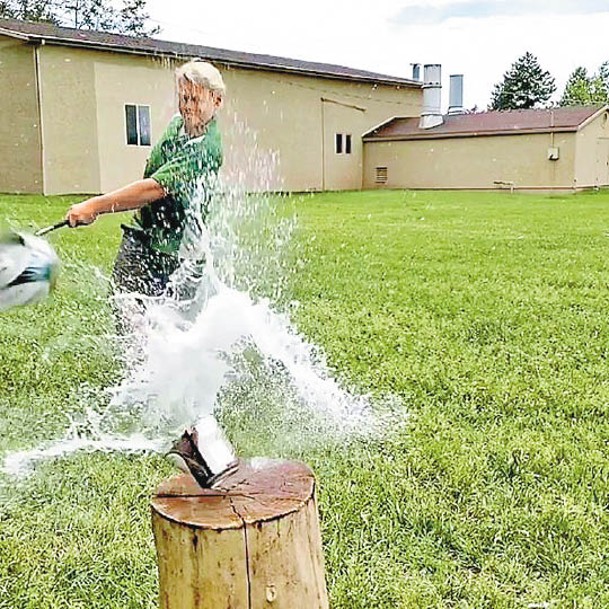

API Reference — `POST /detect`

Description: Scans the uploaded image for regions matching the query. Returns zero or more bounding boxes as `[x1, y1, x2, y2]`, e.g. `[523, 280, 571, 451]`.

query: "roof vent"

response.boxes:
[448, 74, 464, 115]
[419, 64, 443, 129]
[375, 166, 388, 184]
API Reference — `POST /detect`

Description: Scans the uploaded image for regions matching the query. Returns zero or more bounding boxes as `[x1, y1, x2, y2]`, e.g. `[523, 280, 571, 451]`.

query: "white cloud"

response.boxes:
[391, 0, 609, 25]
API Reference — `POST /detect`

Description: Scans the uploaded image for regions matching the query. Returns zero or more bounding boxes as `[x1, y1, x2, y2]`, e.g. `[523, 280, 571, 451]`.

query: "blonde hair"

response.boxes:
[176, 60, 226, 94]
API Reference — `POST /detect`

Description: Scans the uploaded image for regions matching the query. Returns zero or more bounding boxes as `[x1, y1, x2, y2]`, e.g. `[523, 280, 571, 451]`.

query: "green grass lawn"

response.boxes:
[2, 190, 609, 608]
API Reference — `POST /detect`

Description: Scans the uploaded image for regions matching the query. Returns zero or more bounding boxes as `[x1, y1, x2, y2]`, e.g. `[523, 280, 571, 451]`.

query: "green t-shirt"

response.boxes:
[133, 115, 223, 255]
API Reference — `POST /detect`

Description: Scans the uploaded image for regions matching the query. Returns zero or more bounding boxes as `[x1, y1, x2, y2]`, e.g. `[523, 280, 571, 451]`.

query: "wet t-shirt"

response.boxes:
[132, 115, 223, 255]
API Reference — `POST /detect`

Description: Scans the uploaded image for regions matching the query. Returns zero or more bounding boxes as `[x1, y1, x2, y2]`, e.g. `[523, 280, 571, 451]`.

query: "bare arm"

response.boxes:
[66, 178, 166, 227]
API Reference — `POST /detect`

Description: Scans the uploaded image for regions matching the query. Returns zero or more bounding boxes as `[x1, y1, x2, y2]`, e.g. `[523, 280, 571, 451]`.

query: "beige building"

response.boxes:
[363, 105, 609, 192]
[2, 17, 608, 196]
[0, 17, 422, 195]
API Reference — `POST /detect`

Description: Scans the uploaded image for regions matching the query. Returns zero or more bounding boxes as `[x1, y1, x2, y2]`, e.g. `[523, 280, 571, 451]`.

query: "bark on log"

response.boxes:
[151, 459, 329, 609]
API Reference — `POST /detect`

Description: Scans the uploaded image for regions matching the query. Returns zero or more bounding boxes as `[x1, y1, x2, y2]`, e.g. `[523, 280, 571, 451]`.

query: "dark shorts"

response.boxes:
[111, 225, 180, 298]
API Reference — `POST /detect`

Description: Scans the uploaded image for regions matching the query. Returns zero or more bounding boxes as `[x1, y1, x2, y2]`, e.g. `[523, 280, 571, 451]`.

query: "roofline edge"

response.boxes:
[577, 105, 609, 130]
[0, 26, 30, 40]
[0, 23, 421, 88]
[363, 127, 582, 142]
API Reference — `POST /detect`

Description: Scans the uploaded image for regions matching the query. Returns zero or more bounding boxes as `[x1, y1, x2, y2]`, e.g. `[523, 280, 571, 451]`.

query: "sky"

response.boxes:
[146, 0, 609, 111]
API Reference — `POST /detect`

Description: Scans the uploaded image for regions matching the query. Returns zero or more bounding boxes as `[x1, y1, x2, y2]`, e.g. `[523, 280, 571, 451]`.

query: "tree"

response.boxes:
[560, 66, 607, 106]
[0, 0, 160, 36]
[598, 61, 609, 94]
[489, 52, 556, 110]
[0, 0, 58, 23]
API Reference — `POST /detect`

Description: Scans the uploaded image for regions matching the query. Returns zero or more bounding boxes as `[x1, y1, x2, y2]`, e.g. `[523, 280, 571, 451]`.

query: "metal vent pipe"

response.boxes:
[419, 64, 443, 129]
[448, 74, 464, 115]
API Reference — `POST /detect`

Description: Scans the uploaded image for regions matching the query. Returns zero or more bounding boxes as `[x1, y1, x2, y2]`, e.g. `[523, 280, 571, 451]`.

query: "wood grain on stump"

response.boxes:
[151, 459, 329, 609]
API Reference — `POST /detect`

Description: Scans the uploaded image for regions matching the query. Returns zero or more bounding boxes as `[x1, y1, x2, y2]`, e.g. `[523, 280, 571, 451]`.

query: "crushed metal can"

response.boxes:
[167, 415, 239, 488]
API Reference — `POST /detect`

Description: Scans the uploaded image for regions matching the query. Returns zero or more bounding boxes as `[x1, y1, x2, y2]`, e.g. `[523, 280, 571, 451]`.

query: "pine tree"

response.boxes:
[0, 0, 59, 23]
[489, 52, 556, 110]
[0, 0, 159, 36]
[597, 61, 609, 100]
[560, 66, 607, 106]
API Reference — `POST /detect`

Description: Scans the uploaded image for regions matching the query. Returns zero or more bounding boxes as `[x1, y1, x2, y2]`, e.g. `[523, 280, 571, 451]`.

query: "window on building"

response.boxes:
[138, 106, 151, 146]
[335, 133, 343, 154]
[335, 133, 352, 155]
[125, 104, 151, 146]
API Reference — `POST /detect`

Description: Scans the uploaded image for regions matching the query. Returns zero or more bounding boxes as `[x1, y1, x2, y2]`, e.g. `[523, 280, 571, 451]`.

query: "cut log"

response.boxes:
[151, 459, 329, 609]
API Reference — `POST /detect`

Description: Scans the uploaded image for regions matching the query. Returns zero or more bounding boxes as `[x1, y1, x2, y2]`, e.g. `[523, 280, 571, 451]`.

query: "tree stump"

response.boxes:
[150, 459, 329, 609]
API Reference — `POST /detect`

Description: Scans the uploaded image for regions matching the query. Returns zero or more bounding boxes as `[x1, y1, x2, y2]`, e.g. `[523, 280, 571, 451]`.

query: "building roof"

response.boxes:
[0, 17, 420, 88]
[363, 106, 608, 141]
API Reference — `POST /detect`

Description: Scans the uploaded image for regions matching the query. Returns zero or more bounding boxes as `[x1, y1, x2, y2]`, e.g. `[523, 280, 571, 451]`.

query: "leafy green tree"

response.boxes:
[489, 52, 556, 110]
[560, 66, 607, 106]
[0, 0, 159, 36]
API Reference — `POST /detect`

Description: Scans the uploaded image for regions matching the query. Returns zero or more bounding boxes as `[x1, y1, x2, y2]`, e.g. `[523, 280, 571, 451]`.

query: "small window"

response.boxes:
[125, 105, 138, 145]
[335, 133, 343, 154]
[335, 133, 352, 155]
[375, 166, 388, 184]
[125, 104, 151, 146]
[138, 106, 151, 146]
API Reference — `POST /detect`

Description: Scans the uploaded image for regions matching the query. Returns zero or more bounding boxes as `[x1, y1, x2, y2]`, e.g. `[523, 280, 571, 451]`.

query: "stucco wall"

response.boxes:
[0, 36, 42, 193]
[321, 99, 365, 191]
[363, 131, 578, 190]
[574, 110, 609, 188]
[37, 45, 101, 194]
[220, 67, 420, 191]
[37, 48, 179, 194]
[2, 38, 420, 194]
[34, 45, 420, 194]
[93, 56, 176, 193]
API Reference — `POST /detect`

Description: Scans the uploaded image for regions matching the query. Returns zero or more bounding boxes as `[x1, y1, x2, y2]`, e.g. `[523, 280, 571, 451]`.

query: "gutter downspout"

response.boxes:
[549, 109, 557, 189]
[320, 98, 326, 191]
[34, 40, 46, 194]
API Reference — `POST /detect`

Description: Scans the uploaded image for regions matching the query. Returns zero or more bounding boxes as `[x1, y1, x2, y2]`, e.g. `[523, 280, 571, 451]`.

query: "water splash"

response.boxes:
[4, 435, 164, 478]
[2, 117, 403, 477]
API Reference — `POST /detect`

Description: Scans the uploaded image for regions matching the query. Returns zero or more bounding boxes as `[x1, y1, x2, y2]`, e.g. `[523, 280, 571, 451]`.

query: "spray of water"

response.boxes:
[2, 116, 403, 477]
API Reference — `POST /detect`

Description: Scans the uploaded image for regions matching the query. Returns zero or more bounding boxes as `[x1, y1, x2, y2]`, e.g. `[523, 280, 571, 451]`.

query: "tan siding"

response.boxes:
[220, 67, 421, 192]
[574, 111, 609, 188]
[363, 132, 577, 191]
[220, 67, 323, 192]
[37, 45, 101, 194]
[321, 100, 364, 191]
[93, 56, 175, 192]
[5, 34, 605, 195]
[0, 37, 42, 193]
[33, 46, 421, 194]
